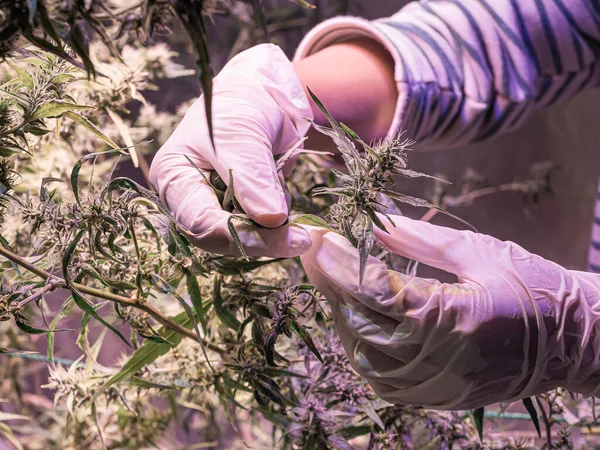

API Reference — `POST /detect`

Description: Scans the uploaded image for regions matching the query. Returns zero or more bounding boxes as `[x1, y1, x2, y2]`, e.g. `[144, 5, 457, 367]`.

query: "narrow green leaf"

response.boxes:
[0, 422, 25, 450]
[150, 274, 215, 374]
[64, 112, 119, 149]
[257, 406, 291, 428]
[432, 206, 478, 232]
[104, 177, 171, 217]
[173, 4, 215, 150]
[383, 190, 434, 209]
[90, 311, 192, 404]
[76, 309, 93, 352]
[291, 214, 335, 231]
[472, 407, 484, 442]
[68, 22, 96, 78]
[184, 155, 216, 189]
[222, 169, 235, 210]
[355, 215, 374, 286]
[70, 153, 95, 206]
[209, 256, 285, 275]
[79, 9, 123, 63]
[339, 425, 372, 440]
[251, 319, 266, 349]
[6, 61, 33, 89]
[47, 297, 75, 365]
[306, 87, 364, 170]
[185, 270, 206, 331]
[151, 214, 192, 259]
[0, 234, 22, 275]
[36, 3, 64, 50]
[224, 377, 252, 393]
[253, 373, 287, 406]
[522, 397, 541, 438]
[227, 216, 249, 260]
[71, 289, 130, 348]
[213, 276, 241, 331]
[261, 368, 308, 379]
[23, 123, 51, 136]
[52, 73, 77, 84]
[14, 316, 47, 334]
[339, 122, 359, 140]
[105, 107, 139, 167]
[289, 319, 322, 362]
[397, 168, 451, 183]
[365, 207, 389, 233]
[62, 228, 131, 348]
[307, 87, 338, 129]
[29, 100, 92, 121]
[341, 220, 357, 247]
[360, 403, 385, 430]
[93, 233, 123, 265]
[0, 147, 19, 157]
[61, 229, 87, 286]
[263, 327, 279, 367]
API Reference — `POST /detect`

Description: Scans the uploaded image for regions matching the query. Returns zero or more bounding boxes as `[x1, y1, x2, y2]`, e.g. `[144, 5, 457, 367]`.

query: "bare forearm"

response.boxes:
[292, 37, 397, 145]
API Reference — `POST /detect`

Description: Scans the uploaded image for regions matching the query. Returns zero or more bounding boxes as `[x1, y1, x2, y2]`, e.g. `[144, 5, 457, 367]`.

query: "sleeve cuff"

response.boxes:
[292, 16, 407, 141]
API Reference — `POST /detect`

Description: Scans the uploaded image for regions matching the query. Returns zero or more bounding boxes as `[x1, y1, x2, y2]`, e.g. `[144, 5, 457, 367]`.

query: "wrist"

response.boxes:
[292, 37, 397, 143]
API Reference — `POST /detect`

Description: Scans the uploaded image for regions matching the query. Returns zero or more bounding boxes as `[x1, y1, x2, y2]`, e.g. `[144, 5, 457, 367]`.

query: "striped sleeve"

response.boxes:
[293, 0, 600, 273]
[293, 0, 600, 149]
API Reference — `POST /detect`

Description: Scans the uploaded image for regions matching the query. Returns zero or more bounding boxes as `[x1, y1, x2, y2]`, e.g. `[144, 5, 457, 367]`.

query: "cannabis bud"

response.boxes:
[306, 87, 455, 284]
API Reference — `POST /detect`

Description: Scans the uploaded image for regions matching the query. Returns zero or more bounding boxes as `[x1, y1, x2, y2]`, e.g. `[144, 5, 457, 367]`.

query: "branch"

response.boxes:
[536, 395, 554, 450]
[420, 182, 530, 223]
[13, 279, 58, 311]
[0, 245, 225, 355]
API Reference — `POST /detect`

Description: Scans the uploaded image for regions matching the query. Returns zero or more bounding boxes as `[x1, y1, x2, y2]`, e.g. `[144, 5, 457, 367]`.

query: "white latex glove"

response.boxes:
[149, 44, 314, 258]
[300, 214, 600, 410]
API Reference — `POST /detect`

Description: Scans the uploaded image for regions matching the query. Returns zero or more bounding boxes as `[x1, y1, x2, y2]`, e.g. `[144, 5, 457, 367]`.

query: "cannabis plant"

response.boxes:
[0, 1, 592, 450]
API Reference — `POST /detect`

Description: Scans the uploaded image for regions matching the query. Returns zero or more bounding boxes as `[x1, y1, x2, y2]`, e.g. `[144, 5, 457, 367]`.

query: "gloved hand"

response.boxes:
[300, 214, 600, 410]
[149, 44, 314, 258]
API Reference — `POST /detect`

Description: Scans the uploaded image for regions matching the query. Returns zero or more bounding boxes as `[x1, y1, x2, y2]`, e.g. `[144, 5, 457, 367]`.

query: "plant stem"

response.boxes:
[299, 296, 315, 316]
[13, 279, 57, 311]
[420, 182, 530, 223]
[0, 245, 225, 355]
[536, 395, 554, 449]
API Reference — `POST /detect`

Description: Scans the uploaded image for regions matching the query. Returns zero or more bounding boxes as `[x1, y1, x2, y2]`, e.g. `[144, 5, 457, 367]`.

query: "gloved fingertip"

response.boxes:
[250, 210, 289, 229]
[247, 223, 313, 258]
[242, 184, 290, 228]
[284, 230, 313, 257]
